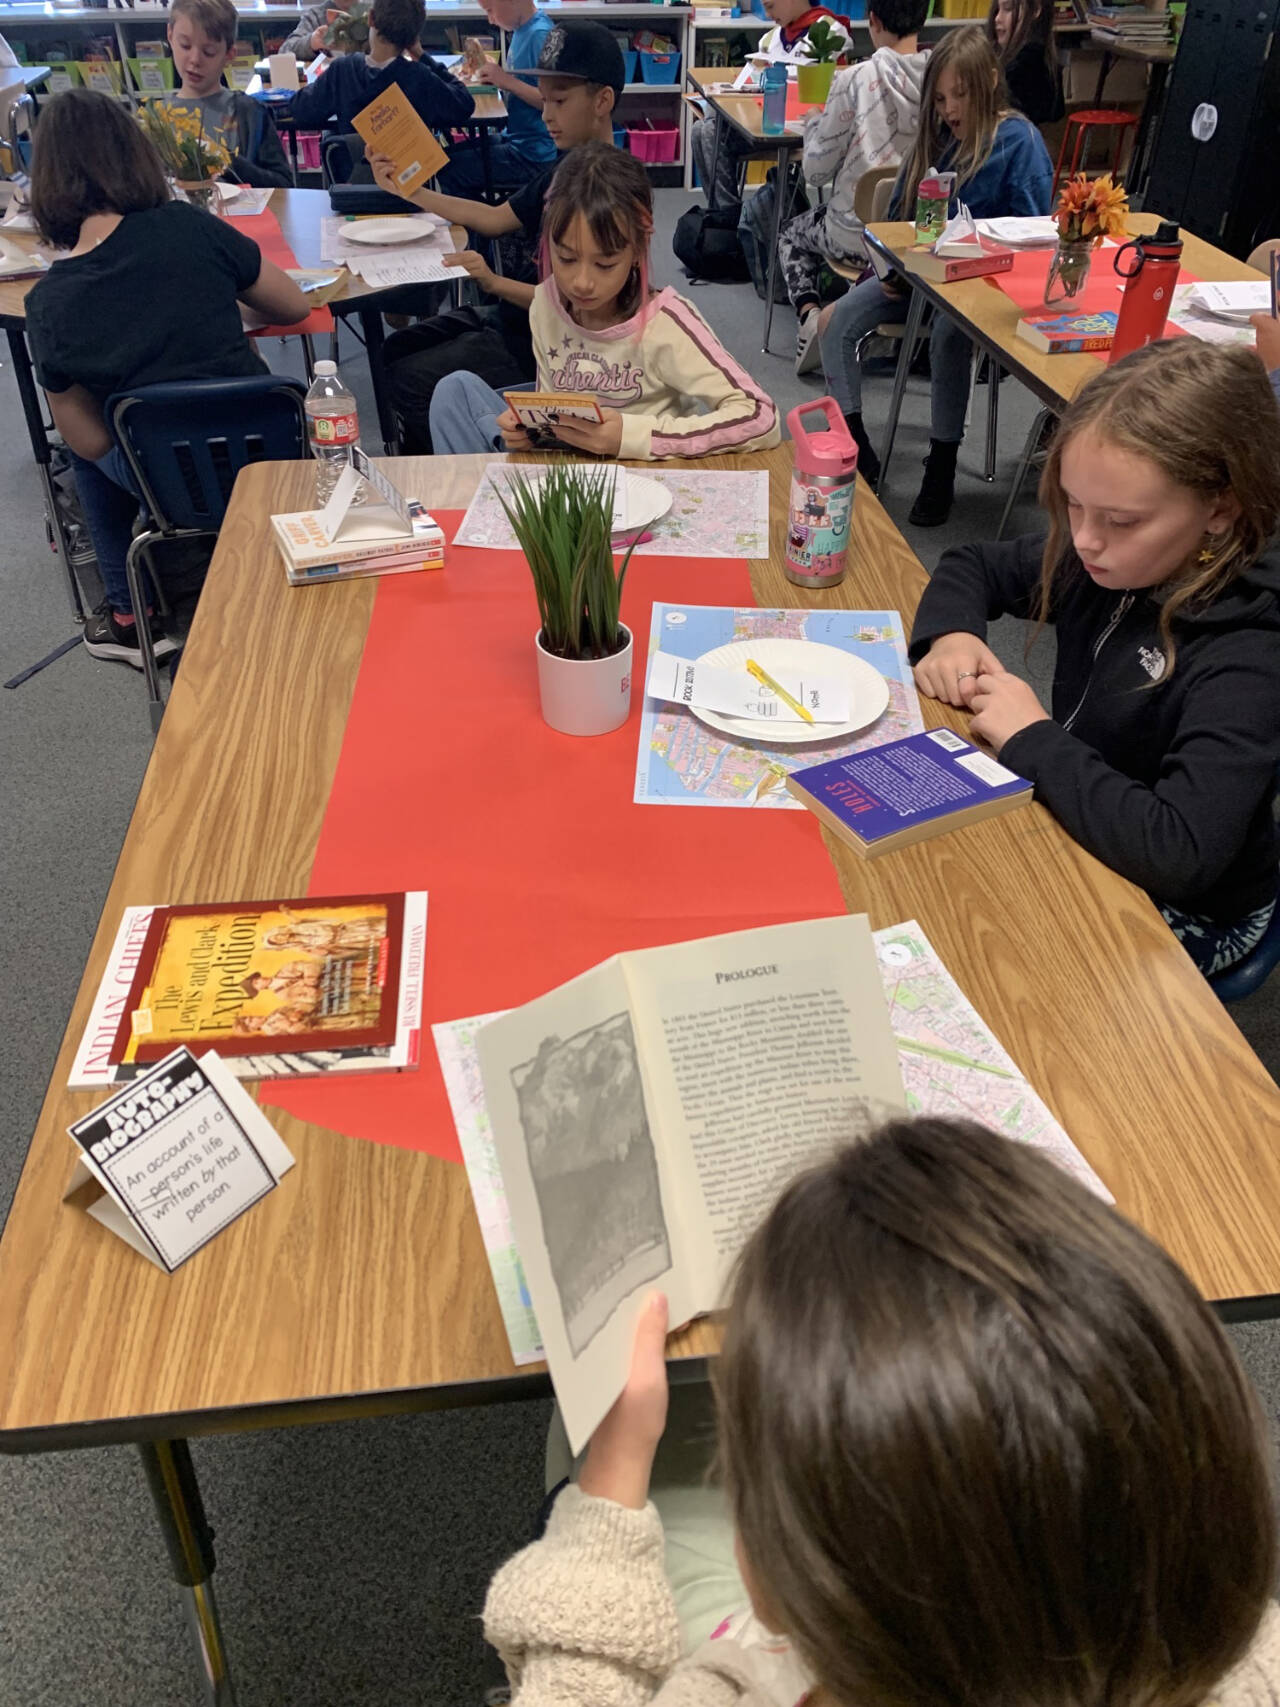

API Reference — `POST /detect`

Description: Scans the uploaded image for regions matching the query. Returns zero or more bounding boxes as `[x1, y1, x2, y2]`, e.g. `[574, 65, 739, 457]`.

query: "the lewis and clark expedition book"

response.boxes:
[71, 892, 427, 1086]
[471, 913, 905, 1452]
[785, 729, 1032, 857]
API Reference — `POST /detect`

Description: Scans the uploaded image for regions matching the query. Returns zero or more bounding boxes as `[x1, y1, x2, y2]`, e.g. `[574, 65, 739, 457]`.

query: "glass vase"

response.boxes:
[176, 179, 218, 215]
[1043, 237, 1094, 308]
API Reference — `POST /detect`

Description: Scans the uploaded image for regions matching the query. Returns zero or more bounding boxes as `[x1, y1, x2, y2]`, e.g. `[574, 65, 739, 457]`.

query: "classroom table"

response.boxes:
[5, 442, 1280, 1699]
[0, 188, 463, 614]
[865, 212, 1265, 519]
[688, 64, 810, 355]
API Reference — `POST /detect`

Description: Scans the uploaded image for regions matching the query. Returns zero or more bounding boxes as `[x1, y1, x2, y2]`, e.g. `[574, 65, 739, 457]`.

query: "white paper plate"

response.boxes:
[690, 637, 889, 746]
[514, 469, 673, 533]
[344, 217, 441, 245]
[614, 473, 672, 533]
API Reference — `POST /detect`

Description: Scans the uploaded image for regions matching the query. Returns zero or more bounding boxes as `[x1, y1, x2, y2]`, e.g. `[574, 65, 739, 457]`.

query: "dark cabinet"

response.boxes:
[1144, 0, 1280, 258]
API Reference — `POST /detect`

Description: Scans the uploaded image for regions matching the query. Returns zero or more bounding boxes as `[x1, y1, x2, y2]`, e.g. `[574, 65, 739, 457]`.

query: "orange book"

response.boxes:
[351, 84, 448, 196]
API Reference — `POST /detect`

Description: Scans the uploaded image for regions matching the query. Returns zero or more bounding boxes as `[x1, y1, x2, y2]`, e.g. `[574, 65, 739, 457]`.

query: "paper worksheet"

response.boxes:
[645, 650, 850, 723]
[346, 246, 458, 287]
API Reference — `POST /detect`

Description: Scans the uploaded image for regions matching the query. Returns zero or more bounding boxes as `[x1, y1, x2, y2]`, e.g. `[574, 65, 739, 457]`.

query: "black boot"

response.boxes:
[843, 411, 881, 492]
[908, 439, 959, 528]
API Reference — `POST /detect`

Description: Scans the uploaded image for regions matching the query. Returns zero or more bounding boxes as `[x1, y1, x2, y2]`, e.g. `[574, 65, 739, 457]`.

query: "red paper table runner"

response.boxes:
[261, 516, 847, 1162]
[234, 207, 334, 339]
[750, 88, 822, 127]
[991, 246, 1199, 321]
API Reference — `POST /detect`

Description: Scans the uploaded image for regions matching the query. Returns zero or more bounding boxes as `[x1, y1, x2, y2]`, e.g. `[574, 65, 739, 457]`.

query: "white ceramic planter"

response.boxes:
[535, 625, 634, 737]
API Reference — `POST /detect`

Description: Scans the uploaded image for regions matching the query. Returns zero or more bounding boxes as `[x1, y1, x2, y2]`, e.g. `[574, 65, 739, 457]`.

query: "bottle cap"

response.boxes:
[314, 360, 337, 376]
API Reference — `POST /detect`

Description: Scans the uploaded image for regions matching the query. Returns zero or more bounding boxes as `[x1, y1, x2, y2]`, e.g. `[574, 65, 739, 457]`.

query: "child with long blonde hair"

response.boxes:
[912, 338, 1280, 975]
[430, 143, 779, 460]
[481, 1115, 1280, 1707]
[820, 25, 1052, 523]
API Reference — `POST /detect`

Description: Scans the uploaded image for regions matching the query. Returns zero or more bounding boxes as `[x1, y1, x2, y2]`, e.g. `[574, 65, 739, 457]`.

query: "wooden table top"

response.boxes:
[0, 187, 465, 322]
[869, 214, 1263, 414]
[1088, 30, 1177, 61]
[3, 445, 1280, 1454]
[691, 66, 807, 144]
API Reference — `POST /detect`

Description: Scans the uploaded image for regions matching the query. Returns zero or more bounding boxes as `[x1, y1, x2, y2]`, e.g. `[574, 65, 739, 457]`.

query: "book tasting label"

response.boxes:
[69, 1049, 281, 1271]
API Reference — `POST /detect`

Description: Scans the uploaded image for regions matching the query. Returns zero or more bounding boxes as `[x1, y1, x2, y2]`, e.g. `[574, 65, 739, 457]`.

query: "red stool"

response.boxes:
[1052, 109, 1138, 196]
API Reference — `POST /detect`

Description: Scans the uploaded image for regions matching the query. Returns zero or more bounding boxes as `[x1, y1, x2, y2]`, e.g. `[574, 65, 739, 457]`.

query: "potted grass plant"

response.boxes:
[796, 18, 845, 106]
[323, 1, 372, 54]
[498, 464, 638, 737]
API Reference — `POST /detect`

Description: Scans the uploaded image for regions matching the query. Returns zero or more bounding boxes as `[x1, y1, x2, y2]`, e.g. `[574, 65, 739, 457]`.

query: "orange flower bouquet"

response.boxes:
[1043, 174, 1129, 308]
[1053, 172, 1129, 246]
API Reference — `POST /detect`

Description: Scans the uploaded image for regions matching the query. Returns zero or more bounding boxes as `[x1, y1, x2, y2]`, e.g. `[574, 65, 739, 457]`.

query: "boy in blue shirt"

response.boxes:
[285, 0, 474, 171]
[449, 0, 556, 195]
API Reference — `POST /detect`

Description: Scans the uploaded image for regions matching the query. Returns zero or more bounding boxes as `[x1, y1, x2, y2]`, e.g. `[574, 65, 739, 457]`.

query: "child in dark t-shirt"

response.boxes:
[24, 89, 308, 667]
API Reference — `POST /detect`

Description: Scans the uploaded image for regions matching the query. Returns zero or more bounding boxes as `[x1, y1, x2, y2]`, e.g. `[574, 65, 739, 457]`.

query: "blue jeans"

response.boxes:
[430, 370, 511, 455]
[820, 276, 974, 444]
[69, 444, 145, 613]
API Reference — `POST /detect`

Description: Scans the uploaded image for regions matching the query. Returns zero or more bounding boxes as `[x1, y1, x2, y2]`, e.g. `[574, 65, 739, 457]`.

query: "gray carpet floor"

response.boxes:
[3, 188, 1279, 1705]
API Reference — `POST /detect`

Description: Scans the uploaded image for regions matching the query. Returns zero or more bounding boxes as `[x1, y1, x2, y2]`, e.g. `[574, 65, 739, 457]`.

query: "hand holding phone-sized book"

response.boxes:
[272, 447, 445, 584]
[503, 391, 604, 450]
[472, 913, 905, 1452]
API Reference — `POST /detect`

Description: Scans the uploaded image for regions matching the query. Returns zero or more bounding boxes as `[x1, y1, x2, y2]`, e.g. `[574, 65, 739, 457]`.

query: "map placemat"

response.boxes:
[635, 604, 923, 808]
[433, 918, 1110, 1365]
[453, 463, 771, 559]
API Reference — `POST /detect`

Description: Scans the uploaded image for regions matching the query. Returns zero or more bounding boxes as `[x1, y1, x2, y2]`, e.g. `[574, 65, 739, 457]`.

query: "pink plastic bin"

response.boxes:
[627, 123, 679, 162]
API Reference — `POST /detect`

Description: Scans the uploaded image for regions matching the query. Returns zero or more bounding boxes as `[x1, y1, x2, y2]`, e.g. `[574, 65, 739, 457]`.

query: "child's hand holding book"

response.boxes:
[577, 1293, 670, 1511]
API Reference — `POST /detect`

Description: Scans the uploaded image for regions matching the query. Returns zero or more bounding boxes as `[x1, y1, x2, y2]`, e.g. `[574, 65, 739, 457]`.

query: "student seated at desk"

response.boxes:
[690, 0, 855, 212]
[988, 0, 1063, 127]
[280, 0, 331, 60]
[485, 1115, 1280, 1707]
[284, 0, 474, 182]
[430, 143, 779, 460]
[781, 0, 931, 376]
[372, 19, 625, 453]
[24, 90, 308, 668]
[911, 340, 1280, 977]
[164, 0, 292, 189]
[820, 26, 1053, 526]
[446, 0, 557, 196]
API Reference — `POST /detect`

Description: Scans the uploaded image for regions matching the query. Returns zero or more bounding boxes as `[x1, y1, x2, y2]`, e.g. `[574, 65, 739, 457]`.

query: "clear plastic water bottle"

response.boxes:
[304, 359, 361, 505]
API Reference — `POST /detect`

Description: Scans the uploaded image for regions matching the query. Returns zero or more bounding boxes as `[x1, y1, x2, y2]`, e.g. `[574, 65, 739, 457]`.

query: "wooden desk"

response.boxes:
[865, 213, 1263, 505]
[7, 441, 1280, 1436]
[1088, 33, 1178, 194]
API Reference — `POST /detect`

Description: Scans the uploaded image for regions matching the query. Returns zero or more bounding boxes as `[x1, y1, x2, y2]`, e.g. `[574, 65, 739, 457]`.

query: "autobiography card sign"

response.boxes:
[66, 1048, 295, 1271]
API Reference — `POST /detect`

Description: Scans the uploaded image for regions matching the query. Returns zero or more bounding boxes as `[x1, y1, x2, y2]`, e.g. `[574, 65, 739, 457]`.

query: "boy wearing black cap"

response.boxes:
[371, 19, 625, 452]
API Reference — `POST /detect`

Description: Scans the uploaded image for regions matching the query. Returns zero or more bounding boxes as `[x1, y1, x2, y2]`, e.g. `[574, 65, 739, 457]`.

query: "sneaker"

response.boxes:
[83, 605, 177, 669]
[794, 306, 823, 376]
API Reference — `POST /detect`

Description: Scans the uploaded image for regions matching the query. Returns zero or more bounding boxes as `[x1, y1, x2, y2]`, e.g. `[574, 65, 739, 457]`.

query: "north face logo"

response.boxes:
[1138, 644, 1166, 682]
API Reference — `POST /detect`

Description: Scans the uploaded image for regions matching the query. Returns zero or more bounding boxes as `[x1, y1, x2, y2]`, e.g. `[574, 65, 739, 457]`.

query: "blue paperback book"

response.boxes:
[785, 728, 1033, 858]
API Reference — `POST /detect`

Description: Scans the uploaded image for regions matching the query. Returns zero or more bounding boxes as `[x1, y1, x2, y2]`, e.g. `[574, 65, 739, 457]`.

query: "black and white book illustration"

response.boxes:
[510, 1012, 671, 1357]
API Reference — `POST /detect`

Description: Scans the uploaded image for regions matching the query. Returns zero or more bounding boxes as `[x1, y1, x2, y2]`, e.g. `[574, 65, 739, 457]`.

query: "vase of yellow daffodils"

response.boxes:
[137, 102, 231, 213]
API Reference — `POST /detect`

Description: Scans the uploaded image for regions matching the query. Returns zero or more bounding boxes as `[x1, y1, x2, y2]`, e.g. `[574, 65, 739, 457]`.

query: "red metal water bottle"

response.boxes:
[785, 397, 857, 588]
[1108, 220, 1182, 363]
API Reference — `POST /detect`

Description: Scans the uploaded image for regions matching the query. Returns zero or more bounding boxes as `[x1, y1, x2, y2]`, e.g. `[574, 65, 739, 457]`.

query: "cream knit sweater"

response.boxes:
[486, 1486, 1280, 1707]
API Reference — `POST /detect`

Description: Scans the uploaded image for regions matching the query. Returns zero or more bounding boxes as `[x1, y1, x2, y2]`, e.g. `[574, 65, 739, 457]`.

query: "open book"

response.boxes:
[475, 914, 904, 1451]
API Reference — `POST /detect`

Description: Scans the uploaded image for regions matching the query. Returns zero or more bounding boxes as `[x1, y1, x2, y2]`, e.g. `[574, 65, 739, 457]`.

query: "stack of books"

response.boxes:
[1087, 4, 1171, 40]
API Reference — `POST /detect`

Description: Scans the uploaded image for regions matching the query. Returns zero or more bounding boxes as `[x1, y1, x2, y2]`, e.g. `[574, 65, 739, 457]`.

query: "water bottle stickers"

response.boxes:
[787, 479, 851, 580]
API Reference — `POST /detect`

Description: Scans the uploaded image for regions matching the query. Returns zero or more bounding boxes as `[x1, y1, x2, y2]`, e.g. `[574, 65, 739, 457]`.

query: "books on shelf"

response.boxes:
[903, 234, 1015, 283]
[466, 914, 905, 1450]
[1016, 308, 1118, 352]
[71, 892, 428, 1086]
[784, 730, 1033, 857]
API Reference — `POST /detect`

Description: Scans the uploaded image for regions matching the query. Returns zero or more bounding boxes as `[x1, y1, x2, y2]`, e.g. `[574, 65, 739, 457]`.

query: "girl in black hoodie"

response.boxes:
[910, 340, 1280, 976]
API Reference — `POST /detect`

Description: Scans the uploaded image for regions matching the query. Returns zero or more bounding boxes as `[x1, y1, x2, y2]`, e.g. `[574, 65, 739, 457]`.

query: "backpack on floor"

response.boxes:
[673, 201, 752, 284]
[738, 166, 809, 303]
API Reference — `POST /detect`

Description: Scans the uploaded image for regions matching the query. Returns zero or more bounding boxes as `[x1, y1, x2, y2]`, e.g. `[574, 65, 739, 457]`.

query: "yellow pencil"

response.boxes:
[746, 656, 815, 724]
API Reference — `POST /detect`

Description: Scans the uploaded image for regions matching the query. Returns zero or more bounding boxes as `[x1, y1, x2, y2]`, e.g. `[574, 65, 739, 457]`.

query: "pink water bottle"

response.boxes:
[785, 398, 857, 588]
